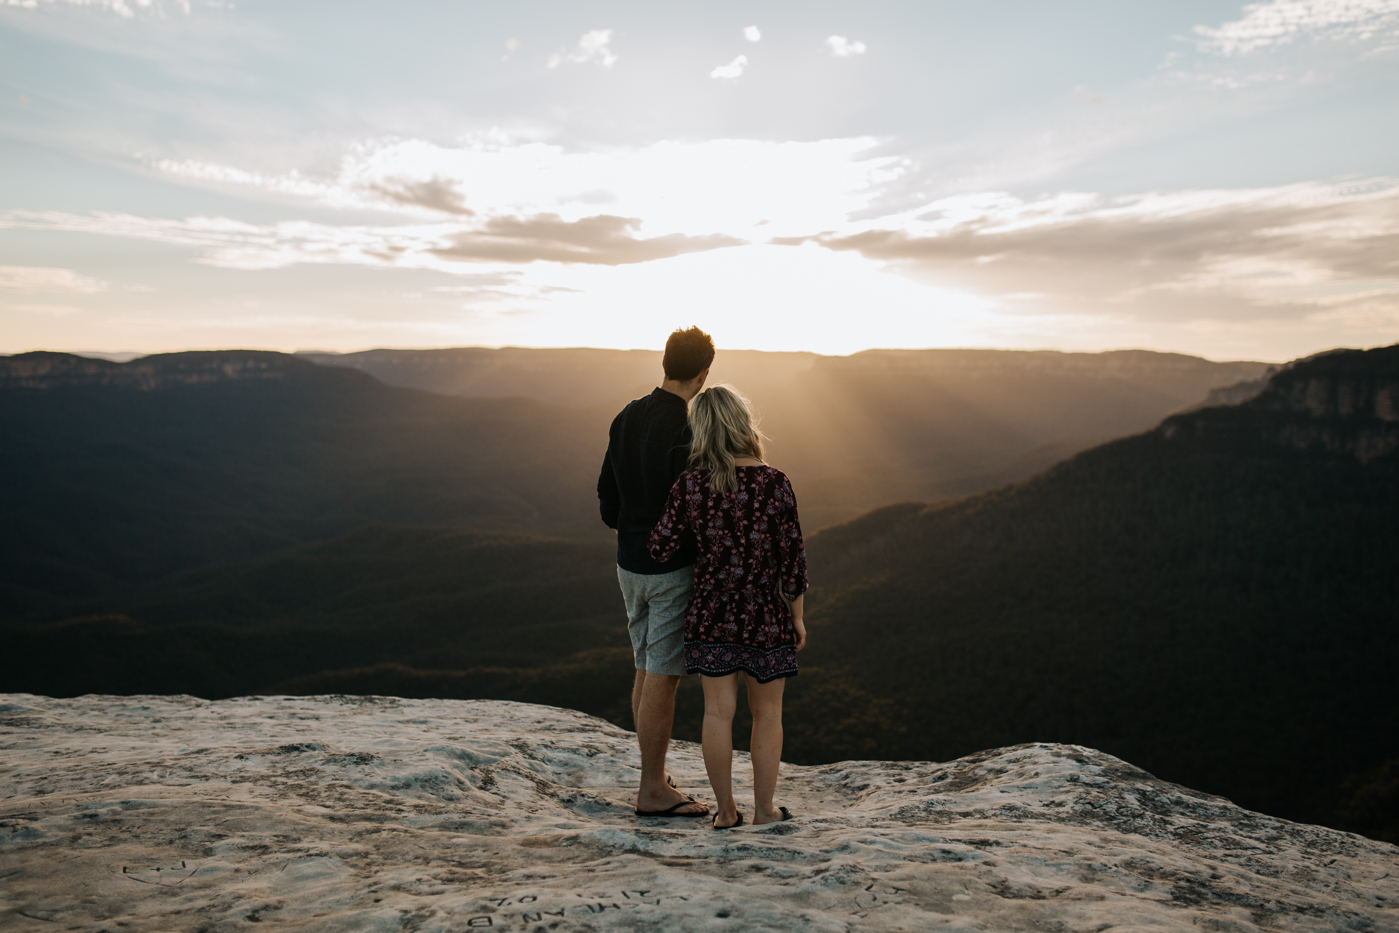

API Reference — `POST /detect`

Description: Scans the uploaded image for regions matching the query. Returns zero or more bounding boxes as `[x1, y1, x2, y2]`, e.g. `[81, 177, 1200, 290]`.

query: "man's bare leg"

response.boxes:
[632, 669, 647, 730]
[634, 672, 707, 814]
[633, 670, 672, 789]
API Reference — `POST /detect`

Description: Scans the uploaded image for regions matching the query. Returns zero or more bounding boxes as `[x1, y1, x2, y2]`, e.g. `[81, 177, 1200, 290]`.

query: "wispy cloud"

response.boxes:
[825, 35, 867, 57]
[743, 25, 761, 42]
[154, 160, 333, 200]
[880, 6, 1399, 204]
[782, 179, 1399, 324]
[548, 28, 617, 69]
[365, 177, 474, 216]
[431, 214, 742, 266]
[2, 0, 191, 17]
[1195, 0, 1399, 55]
[0, 210, 743, 271]
[153, 136, 904, 238]
[0, 265, 108, 293]
[710, 55, 747, 79]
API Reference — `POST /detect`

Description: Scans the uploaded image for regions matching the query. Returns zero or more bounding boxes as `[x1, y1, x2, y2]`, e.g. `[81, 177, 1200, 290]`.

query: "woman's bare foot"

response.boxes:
[712, 806, 742, 829]
[751, 804, 792, 826]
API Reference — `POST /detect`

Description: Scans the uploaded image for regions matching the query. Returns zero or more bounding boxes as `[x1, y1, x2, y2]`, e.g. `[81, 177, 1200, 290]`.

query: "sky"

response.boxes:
[1, 0, 1397, 361]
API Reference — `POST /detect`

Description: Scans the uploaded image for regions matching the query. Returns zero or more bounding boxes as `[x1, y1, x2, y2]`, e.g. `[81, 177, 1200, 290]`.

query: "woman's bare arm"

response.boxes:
[783, 593, 807, 651]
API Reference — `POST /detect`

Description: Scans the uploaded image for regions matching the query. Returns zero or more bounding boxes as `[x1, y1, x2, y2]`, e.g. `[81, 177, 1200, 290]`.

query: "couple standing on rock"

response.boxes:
[598, 326, 808, 830]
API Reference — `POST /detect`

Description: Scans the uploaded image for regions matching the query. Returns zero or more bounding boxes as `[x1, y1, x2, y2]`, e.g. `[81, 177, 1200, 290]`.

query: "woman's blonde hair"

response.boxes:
[688, 384, 766, 495]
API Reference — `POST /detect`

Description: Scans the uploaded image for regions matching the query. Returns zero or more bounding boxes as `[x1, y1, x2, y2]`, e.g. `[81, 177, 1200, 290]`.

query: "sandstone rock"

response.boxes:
[1, 694, 1395, 931]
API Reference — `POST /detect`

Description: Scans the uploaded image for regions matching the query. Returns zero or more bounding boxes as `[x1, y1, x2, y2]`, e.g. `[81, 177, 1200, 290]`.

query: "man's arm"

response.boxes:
[666, 420, 693, 486]
[598, 449, 620, 529]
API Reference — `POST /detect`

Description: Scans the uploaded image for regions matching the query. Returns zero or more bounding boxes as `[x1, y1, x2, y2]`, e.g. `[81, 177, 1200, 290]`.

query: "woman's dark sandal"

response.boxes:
[635, 798, 709, 818]
[778, 807, 794, 821]
[712, 812, 744, 830]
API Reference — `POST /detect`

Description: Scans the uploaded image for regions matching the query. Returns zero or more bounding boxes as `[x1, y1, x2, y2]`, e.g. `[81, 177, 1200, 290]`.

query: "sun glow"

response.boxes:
[446, 244, 994, 354]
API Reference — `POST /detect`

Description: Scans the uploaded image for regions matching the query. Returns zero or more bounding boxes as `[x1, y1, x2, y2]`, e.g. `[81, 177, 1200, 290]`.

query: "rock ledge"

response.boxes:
[1, 694, 1395, 932]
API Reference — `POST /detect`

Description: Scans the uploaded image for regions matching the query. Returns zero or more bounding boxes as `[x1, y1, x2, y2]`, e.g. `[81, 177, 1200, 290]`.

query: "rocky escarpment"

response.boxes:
[819, 348, 1270, 380]
[0, 350, 353, 391]
[1, 694, 1395, 932]
[1161, 343, 1399, 461]
[1184, 369, 1278, 411]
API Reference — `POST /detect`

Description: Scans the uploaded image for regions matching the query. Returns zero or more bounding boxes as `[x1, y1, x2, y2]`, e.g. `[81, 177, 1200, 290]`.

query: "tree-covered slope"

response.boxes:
[0, 351, 609, 617]
[803, 344, 1399, 831]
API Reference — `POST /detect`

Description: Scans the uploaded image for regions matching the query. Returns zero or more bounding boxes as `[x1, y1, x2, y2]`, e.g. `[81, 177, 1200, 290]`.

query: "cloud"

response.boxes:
[20, 135, 901, 273]
[547, 28, 617, 69]
[365, 177, 474, 216]
[825, 35, 867, 57]
[152, 136, 904, 238]
[2, 0, 190, 17]
[710, 55, 747, 79]
[0, 210, 464, 271]
[781, 179, 1399, 323]
[417, 271, 581, 303]
[1195, 0, 1399, 55]
[0, 210, 743, 271]
[155, 160, 333, 199]
[430, 214, 743, 266]
[0, 265, 108, 293]
[743, 25, 761, 42]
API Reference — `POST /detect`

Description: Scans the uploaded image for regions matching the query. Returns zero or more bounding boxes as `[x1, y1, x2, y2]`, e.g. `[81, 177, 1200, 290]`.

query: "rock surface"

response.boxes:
[1, 694, 1395, 932]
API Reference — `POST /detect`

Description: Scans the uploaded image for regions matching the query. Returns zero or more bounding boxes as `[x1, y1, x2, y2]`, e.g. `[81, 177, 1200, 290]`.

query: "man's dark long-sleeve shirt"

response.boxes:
[598, 387, 697, 574]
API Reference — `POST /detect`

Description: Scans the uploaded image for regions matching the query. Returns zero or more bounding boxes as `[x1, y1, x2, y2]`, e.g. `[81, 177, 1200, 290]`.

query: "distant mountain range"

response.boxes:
[0, 351, 604, 617]
[3, 343, 1394, 843]
[300, 346, 1270, 528]
[1, 345, 1265, 612]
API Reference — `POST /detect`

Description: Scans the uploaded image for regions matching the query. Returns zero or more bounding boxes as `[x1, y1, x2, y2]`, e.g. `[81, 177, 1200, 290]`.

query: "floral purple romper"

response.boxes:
[647, 465, 809, 682]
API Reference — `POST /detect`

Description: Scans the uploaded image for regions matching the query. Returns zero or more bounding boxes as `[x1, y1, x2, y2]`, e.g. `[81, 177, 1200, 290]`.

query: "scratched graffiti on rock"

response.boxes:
[461, 889, 692, 927]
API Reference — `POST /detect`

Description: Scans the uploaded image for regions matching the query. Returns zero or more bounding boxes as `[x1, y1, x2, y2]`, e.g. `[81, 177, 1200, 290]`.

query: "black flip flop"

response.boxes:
[635, 797, 708, 818]
[712, 812, 744, 830]
[778, 806, 794, 821]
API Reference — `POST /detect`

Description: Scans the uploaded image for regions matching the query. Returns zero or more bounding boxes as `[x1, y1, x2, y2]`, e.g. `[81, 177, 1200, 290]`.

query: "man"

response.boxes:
[598, 326, 715, 818]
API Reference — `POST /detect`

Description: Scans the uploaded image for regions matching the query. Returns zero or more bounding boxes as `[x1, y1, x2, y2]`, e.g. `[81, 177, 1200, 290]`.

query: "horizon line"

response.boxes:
[2, 343, 1315, 365]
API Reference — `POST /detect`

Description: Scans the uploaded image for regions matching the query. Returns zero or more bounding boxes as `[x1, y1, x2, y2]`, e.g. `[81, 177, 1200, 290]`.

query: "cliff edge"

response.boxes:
[1161, 343, 1399, 462]
[1, 695, 1394, 931]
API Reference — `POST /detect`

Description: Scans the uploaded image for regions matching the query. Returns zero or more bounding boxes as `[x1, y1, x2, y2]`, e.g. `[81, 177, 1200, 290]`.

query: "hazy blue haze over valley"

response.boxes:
[2, 344, 1396, 845]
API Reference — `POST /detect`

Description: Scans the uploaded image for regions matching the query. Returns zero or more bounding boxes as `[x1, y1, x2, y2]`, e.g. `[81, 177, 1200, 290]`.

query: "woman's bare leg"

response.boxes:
[701, 673, 742, 827]
[746, 675, 786, 825]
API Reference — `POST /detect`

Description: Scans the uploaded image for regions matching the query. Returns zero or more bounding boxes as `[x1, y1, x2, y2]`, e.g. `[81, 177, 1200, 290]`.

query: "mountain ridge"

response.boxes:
[0, 349, 350, 391]
[4, 343, 1393, 842]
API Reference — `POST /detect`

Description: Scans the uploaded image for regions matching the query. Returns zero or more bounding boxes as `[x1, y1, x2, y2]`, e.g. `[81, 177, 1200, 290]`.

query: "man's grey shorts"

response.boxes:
[617, 564, 693, 676]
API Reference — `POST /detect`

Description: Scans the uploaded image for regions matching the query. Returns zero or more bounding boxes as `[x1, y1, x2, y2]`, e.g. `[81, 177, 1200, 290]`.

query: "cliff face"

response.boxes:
[0, 351, 337, 391]
[1261, 346, 1399, 421]
[1, 695, 1394, 932]
[818, 347, 1270, 380]
[1161, 344, 1399, 462]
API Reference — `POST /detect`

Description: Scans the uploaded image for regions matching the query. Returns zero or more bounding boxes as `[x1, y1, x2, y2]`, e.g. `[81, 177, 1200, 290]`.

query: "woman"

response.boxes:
[648, 385, 808, 829]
